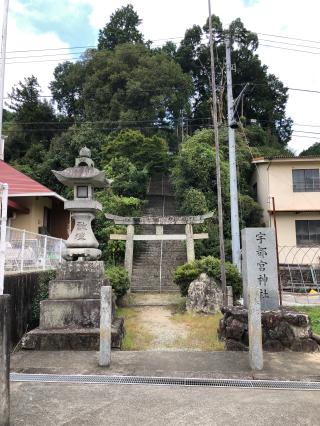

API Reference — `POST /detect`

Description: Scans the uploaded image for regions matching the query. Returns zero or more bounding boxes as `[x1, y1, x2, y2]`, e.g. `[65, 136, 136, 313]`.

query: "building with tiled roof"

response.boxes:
[251, 156, 320, 264]
[0, 160, 69, 239]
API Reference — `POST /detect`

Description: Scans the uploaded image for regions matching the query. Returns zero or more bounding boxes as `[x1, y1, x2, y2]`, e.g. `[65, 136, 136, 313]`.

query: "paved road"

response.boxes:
[10, 382, 319, 426]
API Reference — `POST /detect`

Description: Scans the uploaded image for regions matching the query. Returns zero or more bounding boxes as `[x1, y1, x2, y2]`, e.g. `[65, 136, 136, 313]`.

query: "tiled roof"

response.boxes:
[0, 160, 64, 201]
[252, 155, 320, 163]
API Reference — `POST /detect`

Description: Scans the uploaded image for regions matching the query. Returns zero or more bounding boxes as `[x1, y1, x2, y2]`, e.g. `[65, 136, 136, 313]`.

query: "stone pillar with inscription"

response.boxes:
[21, 148, 124, 351]
[242, 227, 279, 311]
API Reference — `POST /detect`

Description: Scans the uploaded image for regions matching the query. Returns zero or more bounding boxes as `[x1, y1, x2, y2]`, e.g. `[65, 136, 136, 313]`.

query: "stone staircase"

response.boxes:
[130, 173, 187, 293]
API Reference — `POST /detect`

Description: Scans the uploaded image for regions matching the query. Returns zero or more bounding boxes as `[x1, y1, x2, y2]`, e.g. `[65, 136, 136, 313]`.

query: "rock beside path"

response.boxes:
[186, 273, 222, 314]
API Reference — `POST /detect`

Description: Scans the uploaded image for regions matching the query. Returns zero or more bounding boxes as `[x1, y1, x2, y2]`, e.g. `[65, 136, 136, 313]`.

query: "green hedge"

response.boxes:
[106, 266, 130, 299]
[174, 256, 242, 298]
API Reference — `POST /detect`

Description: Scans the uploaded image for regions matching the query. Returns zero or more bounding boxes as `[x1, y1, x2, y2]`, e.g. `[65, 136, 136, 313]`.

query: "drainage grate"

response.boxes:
[10, 373, 320, 391]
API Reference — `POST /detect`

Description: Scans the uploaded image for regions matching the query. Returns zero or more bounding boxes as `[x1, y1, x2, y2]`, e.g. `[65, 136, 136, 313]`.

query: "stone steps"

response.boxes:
[21, 319, 124, 350]
[130, 173, 187, 293]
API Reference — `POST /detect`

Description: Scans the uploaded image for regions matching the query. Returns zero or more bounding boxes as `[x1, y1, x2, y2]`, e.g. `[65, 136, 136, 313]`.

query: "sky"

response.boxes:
[1, 0, 320, 153]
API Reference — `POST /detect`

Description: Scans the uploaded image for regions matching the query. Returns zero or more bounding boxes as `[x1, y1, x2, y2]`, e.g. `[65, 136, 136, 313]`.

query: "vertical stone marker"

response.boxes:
[248, 286, 263, 370]
[242, 228, 279, 311]
[0, 295, 10, 426]
[99, 286, 112, 367]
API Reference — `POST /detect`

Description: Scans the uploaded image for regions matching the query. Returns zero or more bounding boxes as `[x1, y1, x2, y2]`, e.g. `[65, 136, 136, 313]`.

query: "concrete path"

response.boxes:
[11, 350, 320, 381]
[10, 381, 320, 426]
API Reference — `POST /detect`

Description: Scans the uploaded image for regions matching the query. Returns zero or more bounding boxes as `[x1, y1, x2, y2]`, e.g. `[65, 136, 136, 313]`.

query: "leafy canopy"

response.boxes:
[98, 4, 144, 51]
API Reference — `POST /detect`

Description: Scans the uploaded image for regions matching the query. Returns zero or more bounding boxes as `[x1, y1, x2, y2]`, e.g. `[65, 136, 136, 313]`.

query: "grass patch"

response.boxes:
[116, 307, 153, 350]
[170, 311, 224, 351]
[292, 306, 320, 335]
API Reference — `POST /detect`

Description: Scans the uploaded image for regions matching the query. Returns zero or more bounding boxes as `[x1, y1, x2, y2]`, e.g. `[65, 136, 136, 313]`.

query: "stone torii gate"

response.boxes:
[105, 212, 214, 279]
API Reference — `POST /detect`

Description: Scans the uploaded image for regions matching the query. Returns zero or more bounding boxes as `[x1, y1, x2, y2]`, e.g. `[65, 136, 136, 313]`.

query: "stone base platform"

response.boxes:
[21, 318, 124, 351]
[218, 306, 319, 352]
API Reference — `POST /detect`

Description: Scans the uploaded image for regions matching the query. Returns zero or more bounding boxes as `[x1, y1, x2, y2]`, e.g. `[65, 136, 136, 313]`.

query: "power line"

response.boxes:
[257, 32, 320, 45]
[259, 39, 320, 51]
[291, 135, 320, 140]
[259, 43, 320, 55]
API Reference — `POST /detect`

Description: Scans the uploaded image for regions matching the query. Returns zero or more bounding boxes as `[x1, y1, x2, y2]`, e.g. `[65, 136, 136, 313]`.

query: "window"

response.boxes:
[76, 186, 88, 198]
[292, 169, 320, 192]
[296, 220, 320, 246]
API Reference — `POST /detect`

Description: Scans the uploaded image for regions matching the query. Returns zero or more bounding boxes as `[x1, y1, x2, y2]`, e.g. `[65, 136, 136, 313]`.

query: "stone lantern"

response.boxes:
[53, 147, 111, 260]
[21, 147, 124, 351]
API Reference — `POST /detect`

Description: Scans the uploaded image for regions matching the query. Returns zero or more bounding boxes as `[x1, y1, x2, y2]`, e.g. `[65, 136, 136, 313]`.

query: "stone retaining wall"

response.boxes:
[4, 271, 50, 345]
[218, 306, 319, 352]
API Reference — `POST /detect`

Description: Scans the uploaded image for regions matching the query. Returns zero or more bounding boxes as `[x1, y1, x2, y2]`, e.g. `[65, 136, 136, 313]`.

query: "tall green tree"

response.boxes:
[175, 16, 292, 145]
[98, 4, 144, 50]
[51, 43, 192, 126]
[50, 61, 86, 119]
[6, 76, 57, 160]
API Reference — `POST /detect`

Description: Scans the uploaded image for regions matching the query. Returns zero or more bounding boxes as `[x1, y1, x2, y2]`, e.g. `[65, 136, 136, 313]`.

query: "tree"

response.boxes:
[50, 43, 192, 128]
[50, 61, 86, 118]
[84, 44, 192, 124]
[102, 129, 169, 172]
[300, 142, 320, 156]
[175, 15, 292, 145]
[98, 4, 144, 50]
[105, 157, 148, 198]
[6, 76, 57, 160]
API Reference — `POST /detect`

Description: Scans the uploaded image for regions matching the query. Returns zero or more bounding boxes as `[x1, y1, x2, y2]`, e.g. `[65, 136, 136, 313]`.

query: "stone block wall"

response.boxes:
[218, 306, 319, 352]
[3, 271, 49, 345]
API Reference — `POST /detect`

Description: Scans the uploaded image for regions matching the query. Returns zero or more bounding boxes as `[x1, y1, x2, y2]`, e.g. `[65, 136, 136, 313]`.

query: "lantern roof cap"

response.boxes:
[79, 147, 91, 158]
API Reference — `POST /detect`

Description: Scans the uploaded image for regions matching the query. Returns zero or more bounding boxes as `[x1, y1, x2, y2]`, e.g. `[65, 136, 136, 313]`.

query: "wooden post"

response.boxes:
[124, 225, 134, 280]
[185, 224, 195, 263]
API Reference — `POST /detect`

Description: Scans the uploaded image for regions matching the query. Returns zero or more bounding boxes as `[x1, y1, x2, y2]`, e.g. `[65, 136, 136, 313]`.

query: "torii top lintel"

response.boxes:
[105, 212, 214, 225]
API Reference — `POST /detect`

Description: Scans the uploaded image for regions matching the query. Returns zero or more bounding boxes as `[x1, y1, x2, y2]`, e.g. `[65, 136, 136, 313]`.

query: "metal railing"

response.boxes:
[279, 245, 320, 295]
[5, 227, 65, 273]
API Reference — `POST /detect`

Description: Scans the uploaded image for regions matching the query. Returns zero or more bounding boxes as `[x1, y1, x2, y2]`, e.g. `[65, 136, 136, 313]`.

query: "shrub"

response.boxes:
[106, 266, 130, 299]
[173, 262, 201, 296]
[174, 256, 242, 298]
[31, 270, 56, 327]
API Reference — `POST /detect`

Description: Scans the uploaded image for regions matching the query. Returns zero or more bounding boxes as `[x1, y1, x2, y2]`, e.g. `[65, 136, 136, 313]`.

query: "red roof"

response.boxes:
[0, 160, 64, 201]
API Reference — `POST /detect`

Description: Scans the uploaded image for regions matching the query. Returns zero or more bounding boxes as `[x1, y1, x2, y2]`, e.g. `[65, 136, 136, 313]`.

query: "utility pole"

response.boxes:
[0, 0, 9, 160]
[225, 35, 241, 271]
[208, 0, 227, 305]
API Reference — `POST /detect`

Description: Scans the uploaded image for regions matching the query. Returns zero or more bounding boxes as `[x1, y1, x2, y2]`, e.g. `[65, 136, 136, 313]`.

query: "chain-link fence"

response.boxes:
[5, 227, 65, 273]
[279, 245, 320, 296]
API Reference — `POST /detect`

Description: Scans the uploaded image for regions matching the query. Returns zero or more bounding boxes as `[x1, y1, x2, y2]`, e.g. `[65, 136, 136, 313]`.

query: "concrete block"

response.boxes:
[49, 279, 106, 300]
[56, 261, 105, 281]
[21, 318, 124, 350]
[40, 299, 101, 329]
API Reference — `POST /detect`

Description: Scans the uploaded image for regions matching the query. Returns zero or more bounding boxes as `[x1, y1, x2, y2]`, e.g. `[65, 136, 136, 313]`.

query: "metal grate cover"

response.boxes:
[10, 373, 320, 391]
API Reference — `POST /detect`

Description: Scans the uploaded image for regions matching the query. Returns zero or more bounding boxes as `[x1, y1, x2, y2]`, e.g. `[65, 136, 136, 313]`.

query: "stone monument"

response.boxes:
[242, 227, 279, 311]
[218, 227, 319, 353]
[22, 148, 124, 350]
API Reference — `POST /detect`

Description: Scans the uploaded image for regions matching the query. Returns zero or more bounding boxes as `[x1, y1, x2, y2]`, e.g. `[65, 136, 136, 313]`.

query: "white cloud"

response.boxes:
[0, 1, 72, 101]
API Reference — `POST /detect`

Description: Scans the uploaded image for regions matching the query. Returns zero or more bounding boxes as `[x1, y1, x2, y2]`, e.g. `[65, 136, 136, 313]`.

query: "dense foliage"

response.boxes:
[174, 256, 242, 298]
[171, 128, 267, 259]
[31, 271, 56, 326]
[106, 266, 130, 299]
